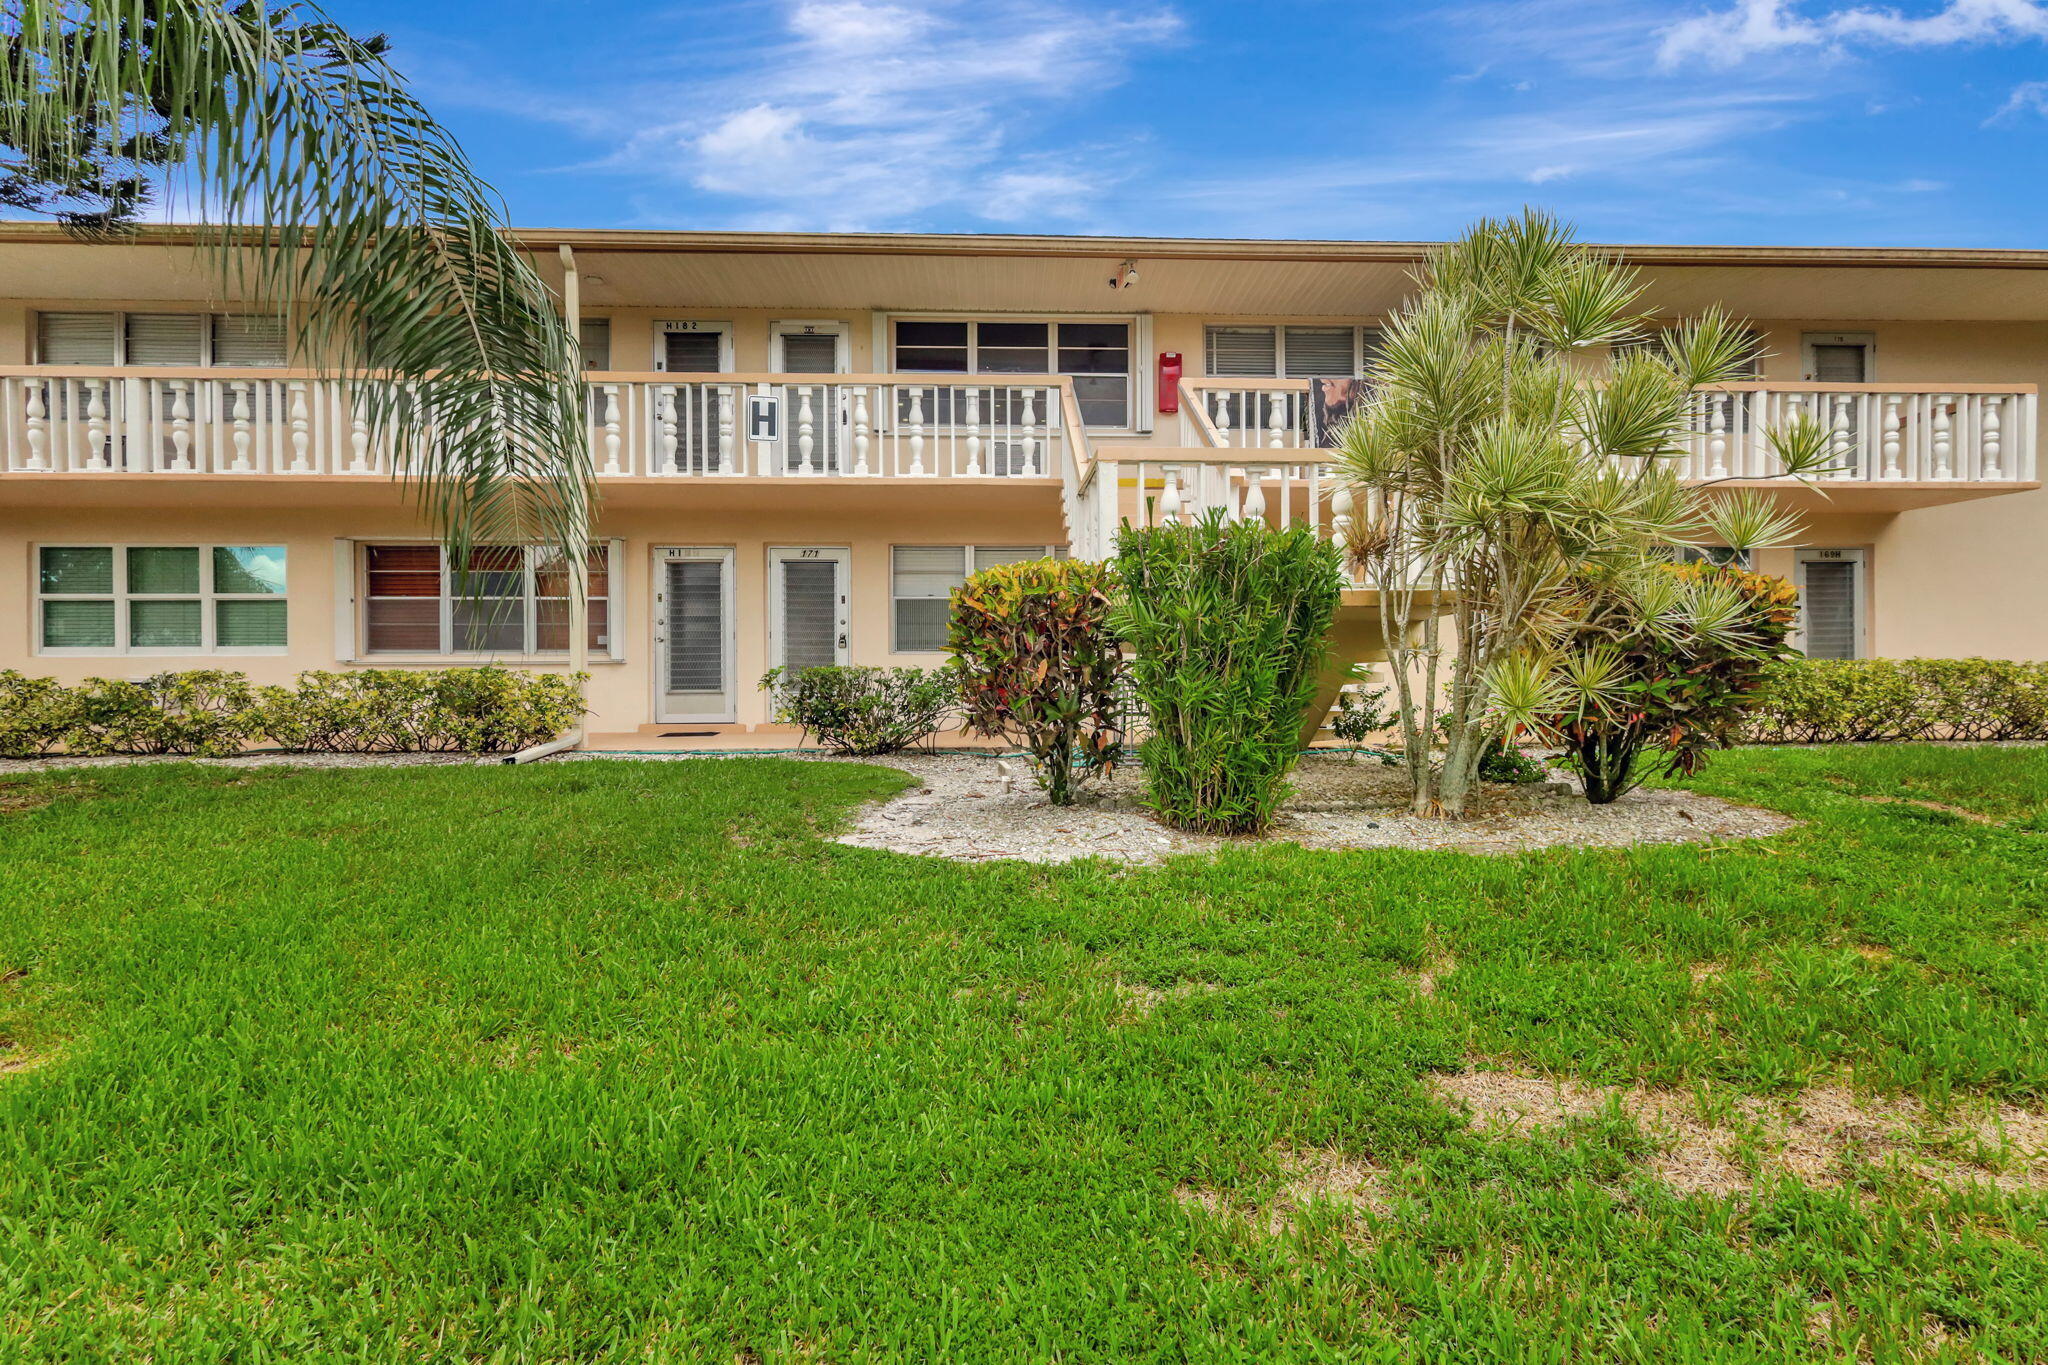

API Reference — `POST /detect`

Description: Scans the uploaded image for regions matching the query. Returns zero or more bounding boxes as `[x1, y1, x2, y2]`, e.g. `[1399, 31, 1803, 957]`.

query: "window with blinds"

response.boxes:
[578, 318, 611, 371]
[891, 545, 1060, 651]
[778, 330, 842, 374]
[37, 544, 287, 654]
[36, 311, 288, 366]
[362, 543, 614, 657]
[891, 319, 1132, 426]
[1204, 324, 1384, 377]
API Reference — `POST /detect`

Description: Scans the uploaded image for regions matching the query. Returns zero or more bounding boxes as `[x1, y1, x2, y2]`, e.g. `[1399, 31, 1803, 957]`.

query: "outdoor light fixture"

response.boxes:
[1108, 260, 1139, 290]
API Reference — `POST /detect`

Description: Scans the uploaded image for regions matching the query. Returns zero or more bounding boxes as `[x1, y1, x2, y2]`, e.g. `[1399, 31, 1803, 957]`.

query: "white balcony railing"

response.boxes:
[0, 369, 1078, 479]
[1180, 378, 2039, 483]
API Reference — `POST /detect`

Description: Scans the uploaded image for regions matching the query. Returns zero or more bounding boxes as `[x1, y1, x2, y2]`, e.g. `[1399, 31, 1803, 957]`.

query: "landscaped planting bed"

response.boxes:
[3, 746, 2046, 1360]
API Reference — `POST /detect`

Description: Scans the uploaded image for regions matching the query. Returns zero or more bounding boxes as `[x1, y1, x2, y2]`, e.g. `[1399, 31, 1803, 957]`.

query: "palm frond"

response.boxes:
[0, 0, 591, 581]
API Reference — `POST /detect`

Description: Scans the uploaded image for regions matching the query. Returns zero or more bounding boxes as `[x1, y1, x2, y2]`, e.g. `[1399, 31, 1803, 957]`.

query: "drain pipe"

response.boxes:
[509, 244, 590, 767]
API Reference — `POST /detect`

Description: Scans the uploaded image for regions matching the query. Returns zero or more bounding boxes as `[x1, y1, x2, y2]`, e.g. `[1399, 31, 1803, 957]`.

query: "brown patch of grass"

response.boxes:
[1429, 1065, 2048, 1196]
[1855, 794, 2000, 826]
[1410, 953, 1456, 998]
[0, 1042, 58, 1078]
[1112, 977, 1225, 1022]
[1174, 1146, 1392, 1240]
[0, 779, 97, 815]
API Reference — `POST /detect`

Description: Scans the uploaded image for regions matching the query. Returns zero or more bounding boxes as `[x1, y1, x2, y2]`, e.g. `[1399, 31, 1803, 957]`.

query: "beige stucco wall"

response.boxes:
[1, 489, 1065, 732]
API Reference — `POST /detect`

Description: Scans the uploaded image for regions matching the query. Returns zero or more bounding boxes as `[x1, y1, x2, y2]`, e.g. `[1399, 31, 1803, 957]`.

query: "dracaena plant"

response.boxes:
[1336, 209, 1840, 818]
[0, 0, 592, 656]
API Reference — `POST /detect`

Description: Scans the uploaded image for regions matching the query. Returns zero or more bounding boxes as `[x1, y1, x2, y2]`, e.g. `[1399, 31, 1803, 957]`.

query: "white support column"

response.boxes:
[84, 379, 110, 471]
[1932, 395, 1954, 479]
[1266, 391, 1288, 449]
[716, 387, 736, 474]
[229, 382, 254, 472]
[656, 387, 679, 474]
[23, 381, 48, 471]
[169, 381, 194, 471]
[287, 382, 312, 471]
[962, 387, 982, 476]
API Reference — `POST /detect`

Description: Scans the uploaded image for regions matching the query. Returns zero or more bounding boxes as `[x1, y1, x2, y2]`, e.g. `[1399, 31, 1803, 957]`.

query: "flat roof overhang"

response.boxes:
[1, 223, 2046, 321]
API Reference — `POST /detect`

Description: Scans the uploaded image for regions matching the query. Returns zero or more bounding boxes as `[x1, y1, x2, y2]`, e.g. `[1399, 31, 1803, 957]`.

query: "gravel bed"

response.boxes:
[568, 749, 1799, 863]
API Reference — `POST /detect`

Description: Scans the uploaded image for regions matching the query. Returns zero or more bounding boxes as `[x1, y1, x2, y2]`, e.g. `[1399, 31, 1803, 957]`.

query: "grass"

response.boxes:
[1, 746, 2045, 1362]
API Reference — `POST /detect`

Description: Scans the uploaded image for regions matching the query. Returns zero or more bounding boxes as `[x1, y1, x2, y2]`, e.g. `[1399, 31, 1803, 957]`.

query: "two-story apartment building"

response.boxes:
[1, 225, 2041, 742]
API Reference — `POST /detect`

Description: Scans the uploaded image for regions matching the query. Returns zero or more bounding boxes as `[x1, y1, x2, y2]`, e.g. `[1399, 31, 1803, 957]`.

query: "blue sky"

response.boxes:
[325, 0, 2048, 246]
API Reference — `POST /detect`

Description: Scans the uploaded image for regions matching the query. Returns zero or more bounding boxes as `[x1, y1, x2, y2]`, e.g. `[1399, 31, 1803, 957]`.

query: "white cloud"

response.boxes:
[549, 0, 1180, 229]
[1659, 0, 2048, 69]
[1989, 78, 2048, 119]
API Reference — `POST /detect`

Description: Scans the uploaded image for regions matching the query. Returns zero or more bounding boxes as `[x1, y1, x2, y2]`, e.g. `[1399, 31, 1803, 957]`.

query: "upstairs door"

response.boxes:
[768, 547, 851, 672]
[654, 547, 734, 723]
[772, 322, 849, 473]
[654, 322, 734, 474]
[1802, 333, 1873, 383]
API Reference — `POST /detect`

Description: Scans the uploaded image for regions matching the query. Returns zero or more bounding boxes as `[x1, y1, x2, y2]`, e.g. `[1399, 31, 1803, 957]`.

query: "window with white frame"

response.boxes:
[1203, 324, 1384, 378]
[36, 311, 288, 366]
[361, 542, 618, 657]
[891, 545, 1064, 652]
[38, 545, 287, 654]
[892, 319, 1132, 426]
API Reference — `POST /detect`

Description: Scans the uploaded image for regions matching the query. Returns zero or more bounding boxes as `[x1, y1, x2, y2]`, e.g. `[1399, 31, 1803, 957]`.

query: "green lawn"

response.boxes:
[2, 747, 2045, 1363]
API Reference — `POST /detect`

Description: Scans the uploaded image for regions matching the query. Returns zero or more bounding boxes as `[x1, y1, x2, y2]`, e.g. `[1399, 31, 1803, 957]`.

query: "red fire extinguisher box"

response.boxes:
[1157, 352, 1183, 415]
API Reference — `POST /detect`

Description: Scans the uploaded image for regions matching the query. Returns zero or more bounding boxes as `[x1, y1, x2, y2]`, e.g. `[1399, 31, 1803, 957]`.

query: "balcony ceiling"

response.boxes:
[1, 225, 2046, 321]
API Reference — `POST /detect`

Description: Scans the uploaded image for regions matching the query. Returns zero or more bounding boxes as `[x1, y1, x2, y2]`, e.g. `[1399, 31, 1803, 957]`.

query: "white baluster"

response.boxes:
[656, 387, 679, 474]
[168, 381, 194, 471]
[1243, 469, 1268, 522]
[23, 381, 48, 470]
[962, 387, 983, 476]
[1159, 465, 1183, 525]
[598, 384, 622, 475]
[1982, 396, 2004, 479]
[1830, 394, 1856, 478]
[797, 387, 817, 474]
[1331, 484, 1355, 542]
[907, 388, 927, 476]
[1266, 391, 1288, 448]
[287, 383, 312, 471]
[1020, 388, 1041, 476]
[1706, 396, 1727, 478]
[1880, 395, 1903, 479]
[1210, 390, 1231, 445]
[226, 383, 252, 471]
[84, 380, 110, 470]
[348, 403, 370, 473]
[1932, 395, 1954, 479]
[716, 387, 736, 474]
[851, 388, 872, 476]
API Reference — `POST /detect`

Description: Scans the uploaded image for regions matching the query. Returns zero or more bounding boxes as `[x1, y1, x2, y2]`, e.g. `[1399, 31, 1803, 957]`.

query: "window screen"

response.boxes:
[891, 545, 1054, 652]
[37, 544, 286, 653]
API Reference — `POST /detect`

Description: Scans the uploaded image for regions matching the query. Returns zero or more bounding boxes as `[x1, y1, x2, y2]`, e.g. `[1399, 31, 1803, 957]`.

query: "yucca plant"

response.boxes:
[0, 0, 592, 664]
[1112, 514, 1342, 835]
[1337, 209, 1838, 817]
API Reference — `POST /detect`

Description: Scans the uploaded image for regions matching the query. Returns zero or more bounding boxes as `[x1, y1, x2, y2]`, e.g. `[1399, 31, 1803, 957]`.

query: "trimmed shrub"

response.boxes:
[948, 557, 1123, 805]
[760, 664, 958, 755]
[1112, 514, 1343, 835]
[1744, 658, 2048, 743]
[255, 668, 584, 753]
[68, 670, 263, 757]
[1328, 674, 1395, 749]
[0, 671, 81, 758]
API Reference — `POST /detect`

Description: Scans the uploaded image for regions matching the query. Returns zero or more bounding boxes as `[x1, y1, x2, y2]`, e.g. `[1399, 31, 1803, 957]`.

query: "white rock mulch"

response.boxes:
[567, 749, 1796, 864]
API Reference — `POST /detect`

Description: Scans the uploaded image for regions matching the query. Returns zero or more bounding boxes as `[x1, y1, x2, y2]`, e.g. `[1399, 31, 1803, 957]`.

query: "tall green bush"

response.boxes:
[1113, 514, 1343, 834]
[947, 558, 1123, 805]
[1744, 658, 2048, 743]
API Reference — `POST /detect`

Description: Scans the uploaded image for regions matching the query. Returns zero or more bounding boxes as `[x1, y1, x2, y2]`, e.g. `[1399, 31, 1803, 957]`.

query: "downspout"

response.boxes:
[508, 244, 590, 765]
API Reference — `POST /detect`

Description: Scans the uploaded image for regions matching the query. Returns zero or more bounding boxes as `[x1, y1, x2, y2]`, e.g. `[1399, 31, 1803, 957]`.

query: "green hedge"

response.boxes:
[1742, 658, 2048, 744]
[0, 667, 584, 758]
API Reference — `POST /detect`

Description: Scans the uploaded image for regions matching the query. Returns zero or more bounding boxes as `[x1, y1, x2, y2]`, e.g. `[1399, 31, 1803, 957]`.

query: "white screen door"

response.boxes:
[769, 547, 850, 671]
[1795, 549, 1866, 660]
[772, 322, 848, 374]
[655, 547, 734, 722]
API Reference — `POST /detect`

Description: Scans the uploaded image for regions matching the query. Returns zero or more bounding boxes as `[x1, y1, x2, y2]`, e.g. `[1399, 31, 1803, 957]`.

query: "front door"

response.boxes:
[768, 547, 850, 672]
[654, 547, 734, 722]
[1795, 549, 1867, 660]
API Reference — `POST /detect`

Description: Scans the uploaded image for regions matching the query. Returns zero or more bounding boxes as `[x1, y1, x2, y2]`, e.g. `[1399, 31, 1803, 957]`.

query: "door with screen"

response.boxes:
[771, 323, 849, 472]
[655, 322, 733, 475]
[1796, 549, 1866, 660]
[769, 548, 850, 672]
[654, 548, 733, 722]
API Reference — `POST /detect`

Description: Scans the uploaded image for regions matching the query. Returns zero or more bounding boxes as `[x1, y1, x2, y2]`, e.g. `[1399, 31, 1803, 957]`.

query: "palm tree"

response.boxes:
[1, 0, 594, 683]
[1336, 210, 1834, 817]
